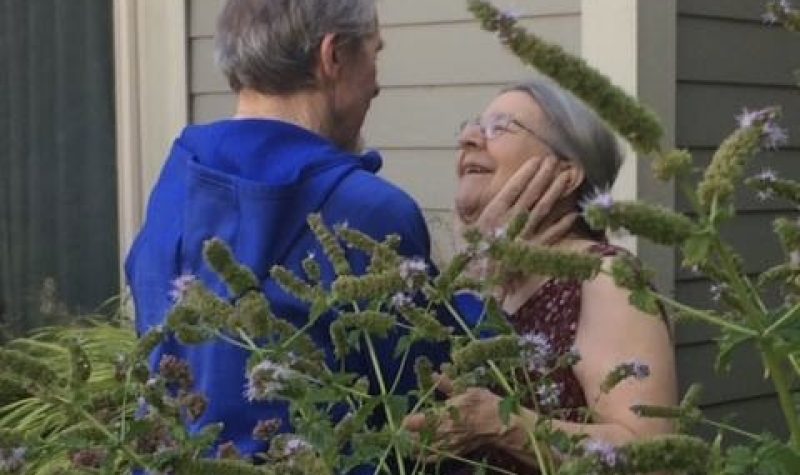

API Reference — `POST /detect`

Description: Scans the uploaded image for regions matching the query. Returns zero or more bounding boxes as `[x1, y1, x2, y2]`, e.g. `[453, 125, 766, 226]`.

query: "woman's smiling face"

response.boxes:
[455, 91, 560, 225]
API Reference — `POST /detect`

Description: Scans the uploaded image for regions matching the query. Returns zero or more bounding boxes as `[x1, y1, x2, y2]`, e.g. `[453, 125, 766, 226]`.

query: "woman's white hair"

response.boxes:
[503, 78, 624, 200]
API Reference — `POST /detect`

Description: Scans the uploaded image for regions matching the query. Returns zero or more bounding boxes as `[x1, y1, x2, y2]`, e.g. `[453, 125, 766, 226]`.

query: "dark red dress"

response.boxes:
[448, 243, 622, 474]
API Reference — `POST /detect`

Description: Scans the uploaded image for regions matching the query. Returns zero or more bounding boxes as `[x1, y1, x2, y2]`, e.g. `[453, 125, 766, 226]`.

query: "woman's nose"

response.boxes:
[458, 122, 486, 149]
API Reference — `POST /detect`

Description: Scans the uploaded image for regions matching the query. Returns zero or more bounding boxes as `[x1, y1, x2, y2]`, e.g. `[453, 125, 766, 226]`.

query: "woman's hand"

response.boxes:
[402, 374, 505, 458]
[459, 155, 577, 243]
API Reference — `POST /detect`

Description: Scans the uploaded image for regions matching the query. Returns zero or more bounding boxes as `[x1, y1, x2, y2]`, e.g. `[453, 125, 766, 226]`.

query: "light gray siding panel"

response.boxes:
[678, 17, 800, 86]
[188, 0, 581, 37]
[189, 0, 223, 38]
[363, 85, 497, 149]
[676, 83, 800, 149]
[190, 16, 581, 94]
[378, 0, 580, 26]
[192, 93, 235, 124]
[377, 17, 579, 87]
[379, 150, 458, 211]
[191, 39, 224, 94]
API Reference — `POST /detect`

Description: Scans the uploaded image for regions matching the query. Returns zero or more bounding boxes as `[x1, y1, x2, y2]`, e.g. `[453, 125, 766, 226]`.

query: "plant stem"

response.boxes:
[789, 354, 800, 378]
[763, 301, 800, 337]
[417, 445, 518, 475]
[365, 335, 408, 475]
[700, 418, 761, 440]
[709, 240, 800, 446]
[56, 396, 148, 469]
[652, 294, 758, 337]
[390, 347, 412, 394]
[439, 296, 552, 474]
[761, 346, 800, 449]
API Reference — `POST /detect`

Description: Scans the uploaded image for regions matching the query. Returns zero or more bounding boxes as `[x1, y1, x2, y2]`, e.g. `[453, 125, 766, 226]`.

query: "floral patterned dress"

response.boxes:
[448, 243, 622, 475]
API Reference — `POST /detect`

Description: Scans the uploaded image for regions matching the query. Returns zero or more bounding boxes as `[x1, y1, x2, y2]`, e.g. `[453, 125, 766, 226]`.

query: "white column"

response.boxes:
[114, 0, 188, 281]
[581, 0, 677, 295]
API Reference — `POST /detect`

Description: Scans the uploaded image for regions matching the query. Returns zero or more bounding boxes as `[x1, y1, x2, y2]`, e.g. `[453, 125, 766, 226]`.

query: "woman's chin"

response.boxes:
[455, 192, 489, 226]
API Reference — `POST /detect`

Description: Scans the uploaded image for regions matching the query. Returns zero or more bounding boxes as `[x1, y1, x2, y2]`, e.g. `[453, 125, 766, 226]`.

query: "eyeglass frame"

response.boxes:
[458, 113, 566, 160]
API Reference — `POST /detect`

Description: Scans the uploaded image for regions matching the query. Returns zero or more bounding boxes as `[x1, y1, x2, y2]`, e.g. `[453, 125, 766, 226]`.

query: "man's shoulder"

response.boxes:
[333, 169, 423, 217]
[323, 169, 430, 254]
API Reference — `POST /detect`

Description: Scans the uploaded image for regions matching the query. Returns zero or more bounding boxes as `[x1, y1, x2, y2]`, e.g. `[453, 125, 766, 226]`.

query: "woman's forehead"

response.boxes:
[485, 90, 543, 123]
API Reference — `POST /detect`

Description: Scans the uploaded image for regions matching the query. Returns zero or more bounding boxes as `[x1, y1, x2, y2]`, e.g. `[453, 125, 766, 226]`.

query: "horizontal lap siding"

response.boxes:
[675, 0, 799, 435]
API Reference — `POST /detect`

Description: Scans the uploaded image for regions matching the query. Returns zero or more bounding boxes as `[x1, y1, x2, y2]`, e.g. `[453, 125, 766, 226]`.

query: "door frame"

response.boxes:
[113, 0, 189, 275]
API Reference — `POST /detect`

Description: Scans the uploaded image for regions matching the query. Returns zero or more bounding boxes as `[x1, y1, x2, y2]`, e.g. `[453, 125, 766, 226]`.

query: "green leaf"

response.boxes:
[393, 335, 412, 359]
[754, 438, 800, 475]
[474, 298, 514, 336]
[630, 287, 661, 315]
[384, 395, 409, 424]
[498, 395, 520, 426]
[715, 328, 753, 373]
[682, 233, 713, 267]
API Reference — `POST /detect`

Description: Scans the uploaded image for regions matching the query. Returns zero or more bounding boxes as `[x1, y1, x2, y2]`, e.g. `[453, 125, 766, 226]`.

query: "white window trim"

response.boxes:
[114, 0, 188, 277]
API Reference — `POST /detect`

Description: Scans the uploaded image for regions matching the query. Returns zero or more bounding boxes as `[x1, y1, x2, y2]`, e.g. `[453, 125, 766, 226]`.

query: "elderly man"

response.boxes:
[126, 0, 561, 467]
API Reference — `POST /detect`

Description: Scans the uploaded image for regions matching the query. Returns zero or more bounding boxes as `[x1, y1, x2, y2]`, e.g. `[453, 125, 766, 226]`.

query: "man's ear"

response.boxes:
[561, 162, 586, 197]
[317, 33, 341, 82]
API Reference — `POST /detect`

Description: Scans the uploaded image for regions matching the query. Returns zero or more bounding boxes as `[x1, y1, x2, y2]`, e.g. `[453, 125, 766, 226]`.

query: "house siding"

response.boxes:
[674, 0, 800, 438]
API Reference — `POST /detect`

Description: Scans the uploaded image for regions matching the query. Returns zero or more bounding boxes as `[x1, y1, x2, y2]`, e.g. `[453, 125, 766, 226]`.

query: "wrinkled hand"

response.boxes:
[402, 374, 504, 460]
[455, 156, 578, 292]
[458, 155, 577, 244]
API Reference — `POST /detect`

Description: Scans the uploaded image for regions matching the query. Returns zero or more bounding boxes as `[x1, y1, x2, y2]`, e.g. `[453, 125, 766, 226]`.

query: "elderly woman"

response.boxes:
[404, 78, 678, 473]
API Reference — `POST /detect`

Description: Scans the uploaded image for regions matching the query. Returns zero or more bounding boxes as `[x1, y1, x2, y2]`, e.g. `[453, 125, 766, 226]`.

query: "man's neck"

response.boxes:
[234, 88, 331, 139]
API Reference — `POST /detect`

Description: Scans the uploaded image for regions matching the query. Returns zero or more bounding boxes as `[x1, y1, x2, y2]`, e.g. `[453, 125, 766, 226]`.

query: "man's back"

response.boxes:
[126, 118, 445, 458]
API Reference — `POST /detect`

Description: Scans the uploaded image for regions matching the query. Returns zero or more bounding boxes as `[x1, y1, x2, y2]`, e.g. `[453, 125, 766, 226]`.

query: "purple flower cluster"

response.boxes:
[518, 331, 554, 373]
[0, 447, 26, 473]
[626, 360, 651, 380]
[583, 439, 620, 467]
[169, 273, 197, 304]
[763, 0, 795, 23]
[735, 107, 789, 150]
[398, 257, 429, 287]
[71, 448, 107, 469]
[135, 396, 151, 420]
[535, 381, 563, 409]
[389, 292, 413, 309]
[753, 168, 779, 183]
[245, 359, 295, 402]
[710, 283, 729, 303]
[253, 418, 283, 441]
[580, 188, 615, 215]
[399, 258, 428, 279]
[283, 437, 312, 457]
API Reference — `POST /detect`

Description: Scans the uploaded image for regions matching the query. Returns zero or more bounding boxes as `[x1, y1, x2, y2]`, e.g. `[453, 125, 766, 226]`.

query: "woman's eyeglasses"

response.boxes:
[458, 113, 564, 158]
[459, 113, 543, 142]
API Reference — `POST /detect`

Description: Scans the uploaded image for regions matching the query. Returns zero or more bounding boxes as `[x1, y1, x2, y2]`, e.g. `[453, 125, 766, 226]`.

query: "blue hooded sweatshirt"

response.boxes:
[125, 119, 456, 468]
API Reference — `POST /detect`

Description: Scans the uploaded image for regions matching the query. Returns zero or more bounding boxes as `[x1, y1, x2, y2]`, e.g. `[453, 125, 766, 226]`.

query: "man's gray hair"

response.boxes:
[503, 78, 624, 200]
[215, 0, 378, 95]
